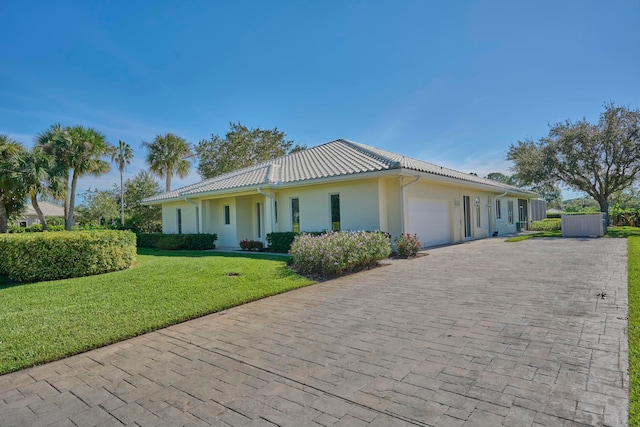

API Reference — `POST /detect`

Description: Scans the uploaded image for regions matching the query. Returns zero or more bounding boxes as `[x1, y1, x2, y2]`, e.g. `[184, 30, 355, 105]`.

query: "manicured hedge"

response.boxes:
[290, 231, 391, 277]
[136, 233, 218, 250]
[0, 230, 136, 282]
[529, 218, 562, 231]
[266, 231, 325, 253]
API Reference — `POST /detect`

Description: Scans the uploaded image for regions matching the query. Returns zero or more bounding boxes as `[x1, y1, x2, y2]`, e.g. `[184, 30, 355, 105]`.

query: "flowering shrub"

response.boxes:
[394, 233, 421, 257]
[290, 231, 391, 277]
[239, 239, 264, 251]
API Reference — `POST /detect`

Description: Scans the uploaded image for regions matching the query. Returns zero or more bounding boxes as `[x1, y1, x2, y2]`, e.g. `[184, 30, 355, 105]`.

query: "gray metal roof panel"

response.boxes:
[142, 139, 534, 203]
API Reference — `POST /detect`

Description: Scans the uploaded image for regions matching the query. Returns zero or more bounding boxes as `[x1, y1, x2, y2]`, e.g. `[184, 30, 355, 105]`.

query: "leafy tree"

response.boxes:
[485, 172, 517, 185]
[143, 133, 193, 192]
[123, 171, 162, 232]
[111, 140, 134, 225]
[75, 188, 119, 226]
[0, 135, 27, 233]
[562, 197, 600, 213]
[37, 125, 113, 230]
[11, 146, 59, 230]
[484, 172, 563, 208]
[196, 122, 306, 179]
[507, 103, 640, 217]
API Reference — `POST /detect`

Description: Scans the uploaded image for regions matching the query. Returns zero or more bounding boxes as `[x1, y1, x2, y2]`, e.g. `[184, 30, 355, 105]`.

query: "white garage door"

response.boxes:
[407, 199, 451, 247]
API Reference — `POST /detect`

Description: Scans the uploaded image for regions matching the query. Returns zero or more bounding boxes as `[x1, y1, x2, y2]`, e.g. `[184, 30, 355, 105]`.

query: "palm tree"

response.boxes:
[111, 140, 134, 225]
[0, 135, 26, 233]
[37, 125, 113, 230]
[36, 124, 71, 221]
[143, 133, 193, 192]
[11, 146, 59, 231]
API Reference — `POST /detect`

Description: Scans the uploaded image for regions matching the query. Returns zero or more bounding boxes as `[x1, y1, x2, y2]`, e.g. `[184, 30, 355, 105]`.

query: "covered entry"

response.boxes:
[407, 198, 452, 247]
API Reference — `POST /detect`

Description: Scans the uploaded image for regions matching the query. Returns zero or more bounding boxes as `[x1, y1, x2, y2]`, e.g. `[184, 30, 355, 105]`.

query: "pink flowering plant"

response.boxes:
[289, 231, 391, 277]
[394, 233, 421, 257]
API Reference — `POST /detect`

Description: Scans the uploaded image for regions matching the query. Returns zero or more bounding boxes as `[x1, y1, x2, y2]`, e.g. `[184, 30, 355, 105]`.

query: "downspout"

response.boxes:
[400, 175, 420, 234]
[184, 197, 200, 234]
[257, 187, 275, 240]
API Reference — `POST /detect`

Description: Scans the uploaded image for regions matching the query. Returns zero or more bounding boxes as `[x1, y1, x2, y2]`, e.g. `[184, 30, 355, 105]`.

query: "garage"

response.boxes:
[407, 199, 452, 247]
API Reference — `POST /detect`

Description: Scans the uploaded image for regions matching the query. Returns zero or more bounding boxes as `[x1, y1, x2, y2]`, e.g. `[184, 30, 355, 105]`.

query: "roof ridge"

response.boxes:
[337, 139, 402, 169]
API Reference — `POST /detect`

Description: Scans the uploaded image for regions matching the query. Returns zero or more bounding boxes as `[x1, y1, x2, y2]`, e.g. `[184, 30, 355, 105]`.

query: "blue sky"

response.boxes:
[1, 0, 639, 200]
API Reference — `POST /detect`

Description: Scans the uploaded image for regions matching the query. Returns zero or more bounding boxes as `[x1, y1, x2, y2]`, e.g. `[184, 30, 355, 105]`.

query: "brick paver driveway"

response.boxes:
[0, 238, 629, 427]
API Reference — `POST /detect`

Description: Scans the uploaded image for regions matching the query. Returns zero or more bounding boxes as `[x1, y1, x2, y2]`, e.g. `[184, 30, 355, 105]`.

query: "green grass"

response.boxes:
[504, 230, 562, 242]
[629, 237, 640, 425]
[0, 248, 313, 375]
[606, 226, 640, 238]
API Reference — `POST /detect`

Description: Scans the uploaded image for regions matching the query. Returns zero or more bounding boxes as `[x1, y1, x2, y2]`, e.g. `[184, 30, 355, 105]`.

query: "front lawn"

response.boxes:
[0, 248, 313, 375]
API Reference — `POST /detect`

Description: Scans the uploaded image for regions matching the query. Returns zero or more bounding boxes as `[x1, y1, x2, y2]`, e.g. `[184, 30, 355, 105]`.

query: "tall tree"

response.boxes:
[143, 133, 193, 192]
[196, 122, 306, 179]
[111, 140, 134, 225]
[507, 103, 640, 217]
[11, 146, 59, 230]
[37, 125, 113, 230]
[123, 170, 162, 232]
[0, 135, 27, 233]
[36, 124, 71, 219]
[75, 188, 119, 227]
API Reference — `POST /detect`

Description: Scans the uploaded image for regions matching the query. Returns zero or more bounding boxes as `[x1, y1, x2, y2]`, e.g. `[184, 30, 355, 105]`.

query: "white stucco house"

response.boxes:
[16, 201, 65, 227]
[142, 139, 538, 248]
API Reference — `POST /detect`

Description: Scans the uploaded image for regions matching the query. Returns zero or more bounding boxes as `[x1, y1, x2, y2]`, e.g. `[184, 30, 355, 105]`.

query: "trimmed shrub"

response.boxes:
[394, 233, 422, 257]
[266, 231, 326, 253]
[136, 233, 218, 250]
[239, 239, 264, 251]
[546, 212, 562, 219]
[24, 224, 43, 232]
[0, 230, 136, 282]
[529, 218, 562, 231]
[290, 231, 391, 277]
[266, 232, 299, 253]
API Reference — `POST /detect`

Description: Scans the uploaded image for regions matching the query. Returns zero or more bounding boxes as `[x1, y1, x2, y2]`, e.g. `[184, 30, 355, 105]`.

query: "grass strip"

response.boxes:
[0, 248, 313, 375]
[504, 231, 562, 242]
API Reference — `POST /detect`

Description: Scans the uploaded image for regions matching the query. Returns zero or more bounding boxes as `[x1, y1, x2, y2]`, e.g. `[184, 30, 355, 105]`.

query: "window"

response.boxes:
[475, 197, 481, 228]
[177, 208, 182, 234]
[195, 207, 200, 234]
[256, 202, 261, 238]
[224, 205, 230, 225]
[274, 201, 278, 223]
[291, 198, 300, 232]
[496, 200, 502, 219]
[507, 201, 514, 224]
[330, 194, 340, 231]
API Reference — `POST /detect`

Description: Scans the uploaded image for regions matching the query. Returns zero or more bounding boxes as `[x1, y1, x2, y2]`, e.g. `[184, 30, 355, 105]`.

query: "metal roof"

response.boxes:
[143, 139, 535, 203]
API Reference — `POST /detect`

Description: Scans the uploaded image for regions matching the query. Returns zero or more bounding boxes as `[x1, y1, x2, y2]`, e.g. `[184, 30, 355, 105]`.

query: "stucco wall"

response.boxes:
[403, 181, 504, 242]
[494, 196, 519, 235]
[274, 179, 381, 232]
[161, 202, 199, 234]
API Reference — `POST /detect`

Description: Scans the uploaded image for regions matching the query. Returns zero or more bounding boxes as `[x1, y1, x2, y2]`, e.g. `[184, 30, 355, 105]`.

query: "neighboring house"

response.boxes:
[16, 201, 65, 227]
[142, 139, 538, 248]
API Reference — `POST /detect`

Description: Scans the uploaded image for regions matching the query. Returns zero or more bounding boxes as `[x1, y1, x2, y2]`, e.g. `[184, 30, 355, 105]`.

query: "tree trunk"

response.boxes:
[597, 198, 610, 226]
[165, 174, 171, 192]
[0, 199, 8, 233]
[67, 172, 79, 231]
[120, 169, 125, 226]
[31, 193, 48, 231]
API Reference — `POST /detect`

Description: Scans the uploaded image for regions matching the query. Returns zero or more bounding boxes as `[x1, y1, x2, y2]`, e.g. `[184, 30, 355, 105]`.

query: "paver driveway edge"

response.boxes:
[0, 238, 629, 427]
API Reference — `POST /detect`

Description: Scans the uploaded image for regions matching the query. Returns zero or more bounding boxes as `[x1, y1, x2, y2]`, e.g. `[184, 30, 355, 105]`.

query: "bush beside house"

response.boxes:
[0, 230, 136, 282]
[136, 233, 218, 250]
[290, 231, 391, 277]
